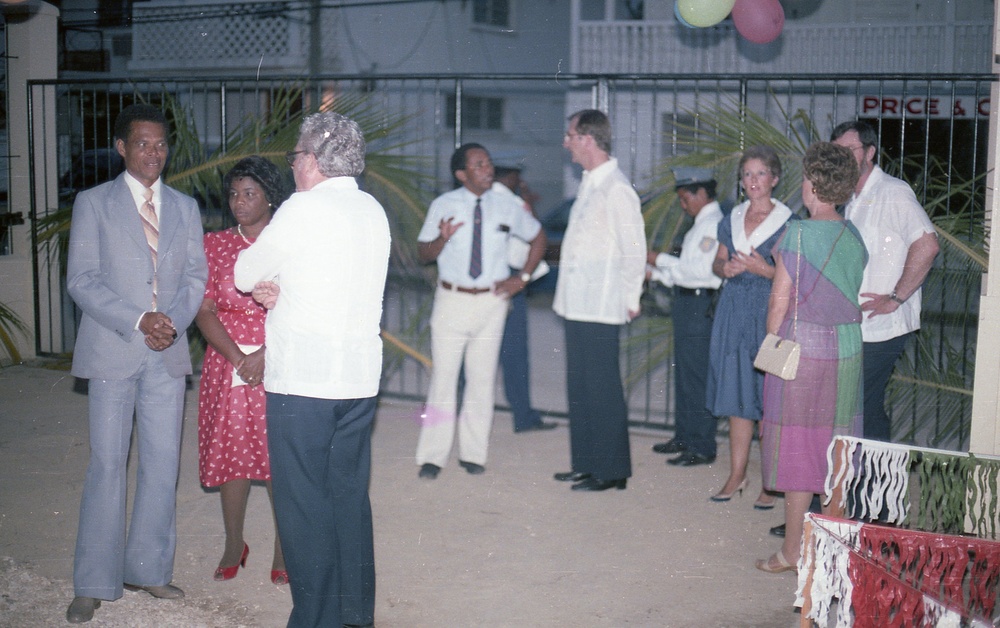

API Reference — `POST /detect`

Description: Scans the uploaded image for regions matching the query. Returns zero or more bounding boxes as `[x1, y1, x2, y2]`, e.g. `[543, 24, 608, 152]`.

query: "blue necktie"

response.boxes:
[469, 197, 482, 279]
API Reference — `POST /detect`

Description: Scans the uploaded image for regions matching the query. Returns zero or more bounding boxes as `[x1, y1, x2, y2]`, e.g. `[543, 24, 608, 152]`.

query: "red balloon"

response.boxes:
[732, 0, 785, 45]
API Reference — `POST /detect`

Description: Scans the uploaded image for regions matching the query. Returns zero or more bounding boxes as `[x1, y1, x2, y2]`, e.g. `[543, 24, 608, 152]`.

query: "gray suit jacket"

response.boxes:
[67, 174, 208, 379]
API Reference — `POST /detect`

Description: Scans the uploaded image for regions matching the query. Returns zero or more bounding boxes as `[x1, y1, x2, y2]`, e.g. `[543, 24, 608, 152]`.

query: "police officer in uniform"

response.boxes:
[649, 167, 724, 467]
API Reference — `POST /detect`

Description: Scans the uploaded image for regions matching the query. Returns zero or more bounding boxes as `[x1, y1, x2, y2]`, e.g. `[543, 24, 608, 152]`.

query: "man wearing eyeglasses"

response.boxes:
[552, 109, 646, 492]
[831, 120, 940, 443]
[235, 112, 391, 628]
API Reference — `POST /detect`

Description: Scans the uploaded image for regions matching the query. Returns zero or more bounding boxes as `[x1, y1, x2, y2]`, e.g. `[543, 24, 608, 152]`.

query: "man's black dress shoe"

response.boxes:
[571, 477, 627, 491]
[459, 460, 485, 474]
[124, 583, 185, 599]
[67, 596, 101, 623]
[770, 523, 786, 538]
[666, 451, 716, 466]
[515, 421, 558, 433]
[652, 438, 686, 454]
[553, 471, 591, 482]
[418, 463, 440, 479]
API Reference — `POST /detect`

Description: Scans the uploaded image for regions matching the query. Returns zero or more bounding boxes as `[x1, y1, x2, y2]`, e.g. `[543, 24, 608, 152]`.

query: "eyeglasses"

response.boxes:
[843, 144, 866, 153]
[285, 150, 306, 166]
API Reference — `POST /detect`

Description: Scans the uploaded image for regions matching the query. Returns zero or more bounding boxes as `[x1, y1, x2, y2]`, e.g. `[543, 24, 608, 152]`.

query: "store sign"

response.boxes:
[861, 96, 990, 119]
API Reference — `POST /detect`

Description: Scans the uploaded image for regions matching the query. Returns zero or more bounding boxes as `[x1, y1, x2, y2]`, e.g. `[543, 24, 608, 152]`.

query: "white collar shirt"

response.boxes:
[417, 184, 541, 288]
[553, 158, 646, 324]
[845, 165, 936, 342]
[123, 171, 161, 220]
[651, 201, 723, 289]
[234, 176, 391, 399]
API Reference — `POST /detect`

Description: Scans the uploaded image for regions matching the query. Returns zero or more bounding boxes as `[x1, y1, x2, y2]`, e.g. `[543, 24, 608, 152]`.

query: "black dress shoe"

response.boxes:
[571, 477, 627, 491]
[418, 463, 440, 479]
[652, 438, 686, 454]
[554, 471, 591, 482]
[67, 596, 101, 623]
[770, 523, 786, 538]
[459, 460, 485, 474]
[515, 421, 558, 433]
[124, 583, 185, 599]
[666, 451, 716, 467]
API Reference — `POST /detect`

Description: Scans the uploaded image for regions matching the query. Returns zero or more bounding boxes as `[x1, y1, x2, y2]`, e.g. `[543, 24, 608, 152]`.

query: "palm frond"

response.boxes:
[0, 300, 29, 365]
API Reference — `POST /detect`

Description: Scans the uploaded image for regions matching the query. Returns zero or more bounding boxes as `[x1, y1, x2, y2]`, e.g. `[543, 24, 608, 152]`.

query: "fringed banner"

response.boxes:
[799, 514, 1000, 627]
[825, 437, 1000, 539]
[966, 456, 1000, 539]
[826, 437, 910, 523]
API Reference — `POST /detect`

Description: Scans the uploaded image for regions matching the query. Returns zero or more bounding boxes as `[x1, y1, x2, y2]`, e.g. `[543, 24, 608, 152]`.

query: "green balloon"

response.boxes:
[677, 0, 737, 27]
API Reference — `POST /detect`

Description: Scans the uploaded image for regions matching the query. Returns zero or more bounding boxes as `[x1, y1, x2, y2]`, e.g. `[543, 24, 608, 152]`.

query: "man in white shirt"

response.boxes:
[648, 167, 724, 466]
[552, 109, 646, 492]
[234, 112, 390, 628]
[832, 120, 940, 442]
[415, 143, 547, 479]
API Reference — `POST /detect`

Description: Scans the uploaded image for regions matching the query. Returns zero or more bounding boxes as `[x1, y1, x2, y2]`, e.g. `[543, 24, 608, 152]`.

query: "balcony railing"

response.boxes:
[575, 21, 993, 75]
[130, 1, 307, 74]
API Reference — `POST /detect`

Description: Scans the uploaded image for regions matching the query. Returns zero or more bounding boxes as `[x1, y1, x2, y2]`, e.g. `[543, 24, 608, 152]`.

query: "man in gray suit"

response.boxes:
[64, 104, 207, 623]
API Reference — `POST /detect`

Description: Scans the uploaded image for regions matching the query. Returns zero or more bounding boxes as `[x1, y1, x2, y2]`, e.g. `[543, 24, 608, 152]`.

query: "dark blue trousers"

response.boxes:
[500, 288, 542, 431]
[563, 319, 632, 480]
[861, 333, 911, 441]
[672, 290, 718, 458]
[266, 393, 376, 628]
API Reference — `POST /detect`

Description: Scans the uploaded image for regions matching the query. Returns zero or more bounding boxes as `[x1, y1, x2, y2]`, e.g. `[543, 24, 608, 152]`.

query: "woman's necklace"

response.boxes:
[237, 224, 254, 245]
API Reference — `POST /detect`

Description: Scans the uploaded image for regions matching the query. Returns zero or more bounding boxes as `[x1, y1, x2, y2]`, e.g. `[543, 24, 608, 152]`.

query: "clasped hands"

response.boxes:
[140, 312, 177, 351]
[235, 346, 265, 387]
[722, 248, 769, 279]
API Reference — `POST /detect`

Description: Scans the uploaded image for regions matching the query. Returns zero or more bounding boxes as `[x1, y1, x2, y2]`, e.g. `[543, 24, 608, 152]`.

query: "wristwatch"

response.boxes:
[889, 290, 905, 304]
[520, 271, 532, 283]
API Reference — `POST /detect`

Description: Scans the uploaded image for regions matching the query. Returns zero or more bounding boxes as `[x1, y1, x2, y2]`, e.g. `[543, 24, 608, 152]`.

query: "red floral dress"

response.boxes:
[197, 229, 270, 487]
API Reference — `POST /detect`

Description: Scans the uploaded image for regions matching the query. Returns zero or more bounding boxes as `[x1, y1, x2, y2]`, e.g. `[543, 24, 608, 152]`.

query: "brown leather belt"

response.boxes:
[440, 281, 491, 295]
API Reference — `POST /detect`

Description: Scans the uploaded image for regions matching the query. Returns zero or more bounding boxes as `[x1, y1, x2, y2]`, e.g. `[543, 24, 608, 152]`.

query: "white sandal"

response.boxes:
[755, 549, 797, 573]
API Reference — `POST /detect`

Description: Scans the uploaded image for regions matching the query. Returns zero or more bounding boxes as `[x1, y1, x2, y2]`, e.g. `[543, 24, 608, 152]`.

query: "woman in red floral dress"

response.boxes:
[196, 156, 291, 584]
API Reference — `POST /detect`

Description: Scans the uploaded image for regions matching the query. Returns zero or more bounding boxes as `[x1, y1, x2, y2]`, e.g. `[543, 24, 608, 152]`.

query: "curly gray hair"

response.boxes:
[298, 112, 366, 177]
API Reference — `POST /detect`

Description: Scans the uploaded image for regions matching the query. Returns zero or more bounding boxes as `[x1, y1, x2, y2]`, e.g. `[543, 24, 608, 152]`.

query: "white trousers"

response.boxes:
[416, 287, 508, 467]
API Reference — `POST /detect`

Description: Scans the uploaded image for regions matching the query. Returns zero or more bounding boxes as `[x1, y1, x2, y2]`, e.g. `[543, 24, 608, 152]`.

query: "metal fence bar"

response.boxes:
[26, 72, 994, 450]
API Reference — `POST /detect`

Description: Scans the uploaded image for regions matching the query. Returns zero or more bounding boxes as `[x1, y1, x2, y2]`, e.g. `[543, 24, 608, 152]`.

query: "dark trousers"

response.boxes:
[501, 287, 541, 431]
[563, 319, 632, 480]
[672, 290, 718, 457]
[266, 393, 377, 628]
[861, 334, 911, 442]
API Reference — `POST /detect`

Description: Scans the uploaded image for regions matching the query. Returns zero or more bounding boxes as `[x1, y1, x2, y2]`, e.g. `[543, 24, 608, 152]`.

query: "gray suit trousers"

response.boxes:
[73, 351, 185, 600]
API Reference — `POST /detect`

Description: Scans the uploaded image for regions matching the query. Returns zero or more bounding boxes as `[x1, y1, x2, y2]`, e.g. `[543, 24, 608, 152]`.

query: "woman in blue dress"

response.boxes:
[706, 145, 794, 508]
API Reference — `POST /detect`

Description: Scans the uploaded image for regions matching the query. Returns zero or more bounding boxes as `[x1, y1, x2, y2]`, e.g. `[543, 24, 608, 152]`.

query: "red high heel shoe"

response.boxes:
[213, 543, 249, 581]
[271, 569, 289, 586]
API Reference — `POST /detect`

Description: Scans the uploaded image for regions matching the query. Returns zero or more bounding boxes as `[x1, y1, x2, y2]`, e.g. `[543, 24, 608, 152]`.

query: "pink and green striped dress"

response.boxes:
[760, 219, 866, 494]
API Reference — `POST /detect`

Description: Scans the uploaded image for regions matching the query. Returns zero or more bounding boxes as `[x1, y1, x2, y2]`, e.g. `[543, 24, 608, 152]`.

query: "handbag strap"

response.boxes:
[792, 221, 849, 340]
[792, 227, 801, 339]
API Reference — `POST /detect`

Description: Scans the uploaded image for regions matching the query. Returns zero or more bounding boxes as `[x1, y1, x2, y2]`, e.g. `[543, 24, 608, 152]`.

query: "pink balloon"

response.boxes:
[732, 0, 785, 44]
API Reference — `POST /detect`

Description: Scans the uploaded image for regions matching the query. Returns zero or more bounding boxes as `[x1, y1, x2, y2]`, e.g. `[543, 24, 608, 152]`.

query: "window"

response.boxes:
[473, 0, 510, 28]
[446, 96, 504, 131]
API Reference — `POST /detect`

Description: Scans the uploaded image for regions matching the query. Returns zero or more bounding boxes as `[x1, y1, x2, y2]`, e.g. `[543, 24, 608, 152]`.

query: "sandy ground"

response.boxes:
[0, 362, 806, 627]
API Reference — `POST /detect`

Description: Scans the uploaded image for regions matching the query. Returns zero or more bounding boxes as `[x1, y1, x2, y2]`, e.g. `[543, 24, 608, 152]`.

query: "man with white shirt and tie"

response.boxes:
[65, 104, 207, 623]
[648, 167, 724, 466]
[415, 143, 547, 479]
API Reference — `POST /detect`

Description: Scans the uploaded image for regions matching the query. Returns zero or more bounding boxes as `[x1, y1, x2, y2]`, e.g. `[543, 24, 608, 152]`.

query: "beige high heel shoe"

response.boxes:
[709, 477, 749, 502]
